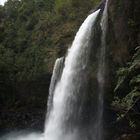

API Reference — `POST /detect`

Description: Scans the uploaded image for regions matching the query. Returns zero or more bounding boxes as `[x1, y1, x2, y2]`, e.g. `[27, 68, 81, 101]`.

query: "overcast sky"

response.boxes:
[0, 0, 7, 5]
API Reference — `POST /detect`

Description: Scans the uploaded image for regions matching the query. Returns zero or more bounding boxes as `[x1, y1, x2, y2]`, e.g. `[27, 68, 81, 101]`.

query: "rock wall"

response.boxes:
[104, 0, 140, 139]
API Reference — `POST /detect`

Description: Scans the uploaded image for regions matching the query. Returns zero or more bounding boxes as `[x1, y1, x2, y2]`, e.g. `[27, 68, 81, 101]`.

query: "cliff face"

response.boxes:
[105, 0, 140, 139]
[107, 0, 140, 92]
[108, 0, 140, 65]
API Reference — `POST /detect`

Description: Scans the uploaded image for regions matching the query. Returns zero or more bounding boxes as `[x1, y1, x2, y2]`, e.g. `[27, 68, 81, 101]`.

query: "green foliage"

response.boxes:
[113, 88, 140, 112]
[129, 120, 136, 128]
[0, 0, 101, 128]
[55, 0, 71, 13]
[112, 47, 140, 127]
[114, 68, 129, 92]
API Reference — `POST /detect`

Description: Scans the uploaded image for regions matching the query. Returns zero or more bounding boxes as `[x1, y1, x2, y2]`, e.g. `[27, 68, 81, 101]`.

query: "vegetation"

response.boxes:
[112, 47, 140, 129]
[0, 0, 100, 130]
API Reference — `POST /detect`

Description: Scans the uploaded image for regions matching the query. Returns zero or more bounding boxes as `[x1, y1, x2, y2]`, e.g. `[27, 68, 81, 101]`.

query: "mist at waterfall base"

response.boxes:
[0, 2, 108, 140]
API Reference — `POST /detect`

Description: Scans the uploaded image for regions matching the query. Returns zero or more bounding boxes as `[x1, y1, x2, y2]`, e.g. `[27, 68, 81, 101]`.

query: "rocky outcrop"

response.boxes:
[104, 0, 140, 139]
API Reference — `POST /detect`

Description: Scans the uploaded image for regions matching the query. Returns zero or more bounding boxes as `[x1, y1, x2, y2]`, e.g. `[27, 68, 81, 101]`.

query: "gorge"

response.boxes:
[0, 0, 140, 140]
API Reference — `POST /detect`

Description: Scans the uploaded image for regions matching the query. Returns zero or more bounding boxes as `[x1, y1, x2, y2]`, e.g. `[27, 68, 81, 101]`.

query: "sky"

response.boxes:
[0, 0, 7, 5]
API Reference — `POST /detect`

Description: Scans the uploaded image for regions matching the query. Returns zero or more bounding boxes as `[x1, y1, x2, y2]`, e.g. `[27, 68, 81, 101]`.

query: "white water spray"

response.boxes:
[94, 0, 108, 140]
[0, 2, 109, 139]
[44, 9, 100, 140]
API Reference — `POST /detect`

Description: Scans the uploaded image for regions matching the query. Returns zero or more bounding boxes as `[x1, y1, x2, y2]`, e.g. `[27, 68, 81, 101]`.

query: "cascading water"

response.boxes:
[0, 1, 109, 139]
[93, 0, 108, 140]
[47, 57, 64, 117]
[44, 9, 101, 140]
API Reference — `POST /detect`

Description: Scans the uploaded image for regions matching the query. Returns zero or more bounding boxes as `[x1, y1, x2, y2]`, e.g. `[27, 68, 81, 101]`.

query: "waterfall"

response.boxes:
[0, 2, 109, 140]
[44, 9, 100, 140]
[47, 57, 64, 117]
[93, 0, 108, 140]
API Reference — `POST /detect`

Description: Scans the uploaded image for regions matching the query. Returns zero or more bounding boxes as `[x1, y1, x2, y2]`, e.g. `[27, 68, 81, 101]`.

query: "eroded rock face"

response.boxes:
[108, 0, 140, 65]
[104, 0, 140, 139]
[106, 0, 139, 87]
[106, 0, 140, 104]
